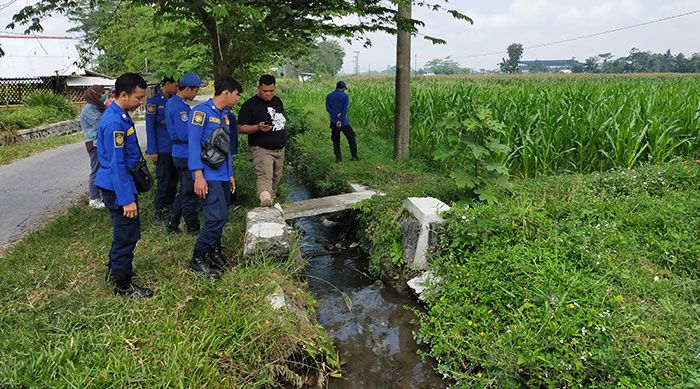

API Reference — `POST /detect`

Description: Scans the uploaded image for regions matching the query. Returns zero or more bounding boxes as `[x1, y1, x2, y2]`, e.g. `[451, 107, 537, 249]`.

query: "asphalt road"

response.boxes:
[0, 122, 147, 252]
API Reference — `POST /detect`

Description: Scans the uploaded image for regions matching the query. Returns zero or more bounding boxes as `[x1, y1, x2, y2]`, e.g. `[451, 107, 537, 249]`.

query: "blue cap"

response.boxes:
[180, 72, 204, 88]
[336, 81, 347, 90]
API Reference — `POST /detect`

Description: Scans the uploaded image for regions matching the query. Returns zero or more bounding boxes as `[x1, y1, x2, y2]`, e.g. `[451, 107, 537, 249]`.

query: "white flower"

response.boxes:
[581, 327, 588, 336]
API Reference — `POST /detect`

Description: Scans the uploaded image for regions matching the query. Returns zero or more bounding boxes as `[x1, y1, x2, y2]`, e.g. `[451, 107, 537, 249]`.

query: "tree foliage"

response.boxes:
[424, 56, 469, 75]
[581, 49, 700, 74]
[499, 43, 523, 74]
[8, 0, 472, 78]
[282, 41, 345, 77]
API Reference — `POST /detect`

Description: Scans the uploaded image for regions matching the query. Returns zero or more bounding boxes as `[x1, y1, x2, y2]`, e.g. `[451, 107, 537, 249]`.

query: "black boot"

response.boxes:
[335, 155, 342, 163]
[154, 208, 169, 224]
[185, 219, 200, 235]
[351, 155, 359, 161]
[209, 245, 229, 271]
[166, 218, 181, 234]
[189, 250, 221, 280]
[114, 280, 153, 298]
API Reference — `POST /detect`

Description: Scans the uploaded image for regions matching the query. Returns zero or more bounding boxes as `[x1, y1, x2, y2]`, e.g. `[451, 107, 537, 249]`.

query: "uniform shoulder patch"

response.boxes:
[146, 104, 156, 114]
[114, 131, 125, 148]
[180, 111, 189, 122]
[126, 127, 135, 136]
[192, 111, 206, 126]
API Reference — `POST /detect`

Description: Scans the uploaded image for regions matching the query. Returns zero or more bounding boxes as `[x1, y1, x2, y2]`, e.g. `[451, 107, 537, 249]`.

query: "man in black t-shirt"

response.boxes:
[238, 75, 287, 207]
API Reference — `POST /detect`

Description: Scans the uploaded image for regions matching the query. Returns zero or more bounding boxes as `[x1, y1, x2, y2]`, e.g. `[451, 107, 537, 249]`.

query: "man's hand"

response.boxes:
[230, 177, 236, 194]
[335, 121, 342, 128]
[123, 202, 138, 218]
[194, 171, 208, 199]
[258, 122, 272, 133]
[149, 154, 158, 162]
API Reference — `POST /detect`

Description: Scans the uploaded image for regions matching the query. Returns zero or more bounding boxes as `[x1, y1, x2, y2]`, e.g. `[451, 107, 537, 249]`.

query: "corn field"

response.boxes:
[285, 74, 700, 177]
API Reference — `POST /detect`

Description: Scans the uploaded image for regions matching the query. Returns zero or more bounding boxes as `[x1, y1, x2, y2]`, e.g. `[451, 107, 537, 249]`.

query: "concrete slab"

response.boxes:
[403, 197, 450, 225]
[401, 197, 451, 271]
[281, 190, 376, 220]
[243, 206, 293, 258]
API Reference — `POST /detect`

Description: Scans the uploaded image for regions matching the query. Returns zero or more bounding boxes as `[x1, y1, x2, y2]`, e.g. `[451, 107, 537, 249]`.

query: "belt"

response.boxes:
[172, 140, 188, 145]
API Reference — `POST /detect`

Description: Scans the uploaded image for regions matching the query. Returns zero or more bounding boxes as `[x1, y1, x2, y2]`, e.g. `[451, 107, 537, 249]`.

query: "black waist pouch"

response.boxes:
[129, 158, 153, 193]
[201, 125, 230, 168]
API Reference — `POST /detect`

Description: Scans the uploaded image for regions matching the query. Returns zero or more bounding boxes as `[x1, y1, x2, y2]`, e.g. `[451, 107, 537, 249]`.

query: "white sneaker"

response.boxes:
[89, 199, 105, 209]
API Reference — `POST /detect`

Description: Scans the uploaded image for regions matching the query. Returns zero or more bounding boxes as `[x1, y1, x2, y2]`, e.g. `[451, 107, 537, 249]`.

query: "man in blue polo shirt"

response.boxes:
[146, 76, 179, 223]
[325, 80, 358, 163]
[165, 72, 203, 234]
[188, 76, 242, 279]
[95, 73, 152, 298]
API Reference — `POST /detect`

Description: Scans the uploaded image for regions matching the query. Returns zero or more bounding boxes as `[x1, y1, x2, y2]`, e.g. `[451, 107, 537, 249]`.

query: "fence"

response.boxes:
[0, 77, 68, 105]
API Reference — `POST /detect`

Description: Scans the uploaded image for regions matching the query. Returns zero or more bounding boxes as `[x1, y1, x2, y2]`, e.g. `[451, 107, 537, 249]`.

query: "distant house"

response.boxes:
[519, 59, 583, 73]
[0, 34, 114, 104]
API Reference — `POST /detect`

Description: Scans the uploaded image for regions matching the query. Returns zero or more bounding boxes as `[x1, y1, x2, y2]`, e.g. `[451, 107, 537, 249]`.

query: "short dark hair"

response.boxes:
[114, 73, 147, 96]
[214, 76, 243, 96]
[258, 74, 276, 86]
[161, 76, 176, 85]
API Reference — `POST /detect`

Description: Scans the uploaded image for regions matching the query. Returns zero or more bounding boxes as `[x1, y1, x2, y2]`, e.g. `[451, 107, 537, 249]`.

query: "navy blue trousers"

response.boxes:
[195, 180, 229, 252]
[154, 152, 177, 211]
[102, 189, 140, 284]
[330, 124, 358, 158]
[170, 157, 199, 224]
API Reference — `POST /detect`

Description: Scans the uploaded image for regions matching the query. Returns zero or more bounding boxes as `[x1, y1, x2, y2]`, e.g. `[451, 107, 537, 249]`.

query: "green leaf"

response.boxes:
[450, 170, 479, 189]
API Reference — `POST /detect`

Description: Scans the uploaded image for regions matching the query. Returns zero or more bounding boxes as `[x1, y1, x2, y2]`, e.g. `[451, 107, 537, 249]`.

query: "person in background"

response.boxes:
[146, 76, 179, 223]
[95, 72, 152, 298]
[237, 75, 287, 207]
[80, 84, 107, 209]
[104, 90, 116, 108]
[165, 72, 203, 234]
[325, 81, 358, 163]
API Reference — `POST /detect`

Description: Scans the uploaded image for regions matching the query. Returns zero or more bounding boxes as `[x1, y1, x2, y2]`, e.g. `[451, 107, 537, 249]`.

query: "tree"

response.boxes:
[499, 43, 523, 74]
[283, 41, 345, 77]
[424, 57, 463, 74]
[9, 0, 470, 78]
[529, 61, 548, 73]
[68, 4, 210, 77]
[583, 56, 600, 73]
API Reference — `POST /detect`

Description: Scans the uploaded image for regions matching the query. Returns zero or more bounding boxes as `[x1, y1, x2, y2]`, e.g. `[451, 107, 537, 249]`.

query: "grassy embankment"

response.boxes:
[0, 92, 81, 165]
[0, 143, 338, 387]
[282, 74, 700, 387]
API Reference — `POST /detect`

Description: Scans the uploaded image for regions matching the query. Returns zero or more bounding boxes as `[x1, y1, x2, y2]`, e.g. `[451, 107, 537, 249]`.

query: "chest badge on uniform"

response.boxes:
[147, 104, 156, 114]
[114, 131, 125, 148]
[192, 111, 206, 126]
[209, 117, 221, 124]
[126, 127, 135, 136]
[180, 112, 188, 122]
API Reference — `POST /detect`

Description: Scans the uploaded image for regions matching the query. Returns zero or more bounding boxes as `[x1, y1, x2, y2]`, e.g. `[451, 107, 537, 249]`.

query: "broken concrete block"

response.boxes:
[244, 206, 294, 258]
[401, 197, 450, 270]
[407, 271, 443, 302]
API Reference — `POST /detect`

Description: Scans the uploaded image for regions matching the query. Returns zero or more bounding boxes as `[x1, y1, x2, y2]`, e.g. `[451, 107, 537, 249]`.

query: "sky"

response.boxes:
[339, 0, 700, 73]
[1, 0, 699, 74]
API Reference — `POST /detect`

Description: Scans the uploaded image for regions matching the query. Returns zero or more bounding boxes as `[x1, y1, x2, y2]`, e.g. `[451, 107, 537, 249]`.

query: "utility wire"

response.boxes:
[452, 9, 700, 59]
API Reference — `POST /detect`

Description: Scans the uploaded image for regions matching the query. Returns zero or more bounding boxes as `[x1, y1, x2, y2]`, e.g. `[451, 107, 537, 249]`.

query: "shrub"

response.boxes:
[415, 162, 700, 387]
[23, 91, 75, 118]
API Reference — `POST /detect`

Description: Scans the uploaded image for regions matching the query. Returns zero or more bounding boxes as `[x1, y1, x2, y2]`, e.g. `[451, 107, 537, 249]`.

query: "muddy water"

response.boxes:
[287, 180, 446, 388]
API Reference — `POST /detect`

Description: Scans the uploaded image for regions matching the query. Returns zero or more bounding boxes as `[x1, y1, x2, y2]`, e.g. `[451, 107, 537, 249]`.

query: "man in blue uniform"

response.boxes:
[325, 81, 358, 163]
[95, 73, 152, 298]
[146, 76, 179, 223]
[165, 72, 203, 234]
[188, 76, 242, 279]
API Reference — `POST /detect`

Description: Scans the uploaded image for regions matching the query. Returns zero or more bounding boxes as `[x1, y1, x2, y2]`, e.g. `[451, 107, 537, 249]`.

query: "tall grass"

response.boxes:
[284, 74, 700, 177]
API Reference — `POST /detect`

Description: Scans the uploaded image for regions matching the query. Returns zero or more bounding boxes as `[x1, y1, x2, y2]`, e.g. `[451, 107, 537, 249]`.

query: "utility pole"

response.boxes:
[394, 2, 411, 160]
[353, 51, 360, 76]
[414, 54, 418, 75]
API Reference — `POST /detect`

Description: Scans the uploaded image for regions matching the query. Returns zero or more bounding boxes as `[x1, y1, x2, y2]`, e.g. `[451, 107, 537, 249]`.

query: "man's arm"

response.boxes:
[145, 100, 158, 160]
[107, 126, 136, 207]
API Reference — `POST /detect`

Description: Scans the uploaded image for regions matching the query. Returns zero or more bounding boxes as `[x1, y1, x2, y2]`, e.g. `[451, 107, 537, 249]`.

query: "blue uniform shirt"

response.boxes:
[95, 103, 140, 206]
[145, 92, 172, 154]
[224, 106, 239, 155]
[187, 99, 234, 182]
[325, 89, 350, 126]
[165, 94, 191, 158]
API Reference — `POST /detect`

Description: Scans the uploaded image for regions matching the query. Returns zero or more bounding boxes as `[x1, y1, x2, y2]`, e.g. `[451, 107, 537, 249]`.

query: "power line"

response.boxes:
[452, 9, 700, 59]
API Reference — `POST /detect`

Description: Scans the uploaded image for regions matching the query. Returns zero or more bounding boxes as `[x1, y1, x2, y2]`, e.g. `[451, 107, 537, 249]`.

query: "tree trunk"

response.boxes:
[196, 7, 234, 78]
[393, 3, 411, 161]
